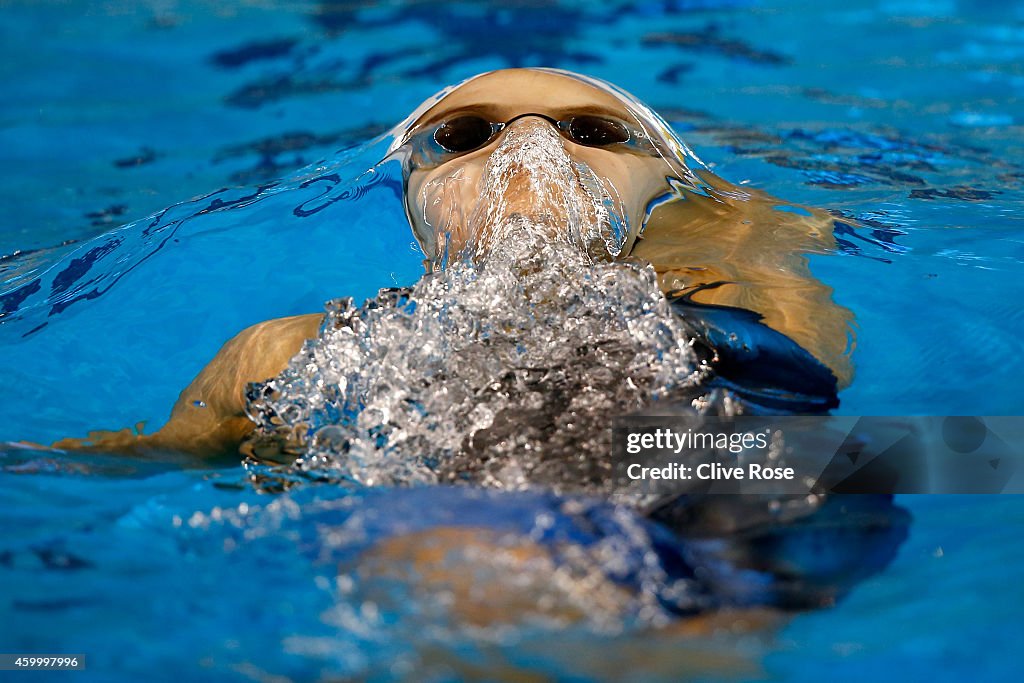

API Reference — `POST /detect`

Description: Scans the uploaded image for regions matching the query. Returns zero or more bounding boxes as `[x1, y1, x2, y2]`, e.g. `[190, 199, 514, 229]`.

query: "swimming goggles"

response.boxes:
[403, 111, 658, 168]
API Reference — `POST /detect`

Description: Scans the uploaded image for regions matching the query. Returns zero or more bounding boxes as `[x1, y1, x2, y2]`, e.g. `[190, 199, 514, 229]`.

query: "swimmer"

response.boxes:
[51, 68, 854, 458]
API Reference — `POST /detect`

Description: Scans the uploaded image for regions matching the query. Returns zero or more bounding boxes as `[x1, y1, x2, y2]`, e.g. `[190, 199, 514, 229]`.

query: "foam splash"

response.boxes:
[244, 223, 716, 491]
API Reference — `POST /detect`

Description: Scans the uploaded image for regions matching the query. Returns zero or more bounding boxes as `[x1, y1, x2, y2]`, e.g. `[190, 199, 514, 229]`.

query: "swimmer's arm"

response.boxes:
[50, 313, 324, 458]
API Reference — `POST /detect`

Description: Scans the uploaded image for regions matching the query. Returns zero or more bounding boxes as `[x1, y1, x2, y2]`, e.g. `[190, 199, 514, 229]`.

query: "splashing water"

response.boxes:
[245, 223, 718, 491]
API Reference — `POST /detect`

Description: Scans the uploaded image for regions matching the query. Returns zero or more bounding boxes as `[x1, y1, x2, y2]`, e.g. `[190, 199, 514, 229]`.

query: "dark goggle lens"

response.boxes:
[433, 116, 495, 153]
[566, 115, 630, 147]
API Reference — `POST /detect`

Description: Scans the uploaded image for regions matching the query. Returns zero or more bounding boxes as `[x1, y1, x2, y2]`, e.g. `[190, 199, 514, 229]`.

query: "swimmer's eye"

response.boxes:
[433, 116, 496, 153]
[565, 116, 630, 147]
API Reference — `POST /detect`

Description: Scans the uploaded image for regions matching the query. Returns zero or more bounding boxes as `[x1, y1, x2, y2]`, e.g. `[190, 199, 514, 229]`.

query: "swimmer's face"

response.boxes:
[398, 69, 675, 268]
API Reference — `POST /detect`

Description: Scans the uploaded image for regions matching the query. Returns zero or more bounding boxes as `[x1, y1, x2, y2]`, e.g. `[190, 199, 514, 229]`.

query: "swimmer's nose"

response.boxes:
[500, 115, 563, 142]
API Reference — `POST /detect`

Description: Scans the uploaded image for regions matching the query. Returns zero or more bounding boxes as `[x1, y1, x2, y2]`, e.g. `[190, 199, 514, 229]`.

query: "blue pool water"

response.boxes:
[2, 0, 1023, 680]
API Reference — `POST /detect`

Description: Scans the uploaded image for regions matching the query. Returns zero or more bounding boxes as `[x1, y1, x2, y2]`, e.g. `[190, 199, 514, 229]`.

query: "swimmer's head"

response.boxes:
[390, 68, 700, 269]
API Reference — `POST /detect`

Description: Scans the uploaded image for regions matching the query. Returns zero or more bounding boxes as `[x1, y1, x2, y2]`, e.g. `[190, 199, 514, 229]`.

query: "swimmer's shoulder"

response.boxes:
[152, 313, 324, 454]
